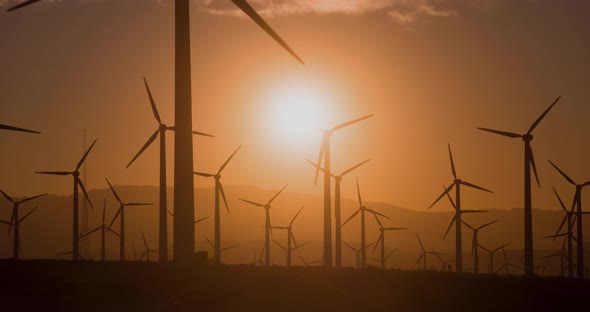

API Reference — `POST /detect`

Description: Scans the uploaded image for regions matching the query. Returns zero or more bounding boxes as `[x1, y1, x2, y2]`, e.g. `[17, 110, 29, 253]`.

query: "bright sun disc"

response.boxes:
[271, 84, 327, 142]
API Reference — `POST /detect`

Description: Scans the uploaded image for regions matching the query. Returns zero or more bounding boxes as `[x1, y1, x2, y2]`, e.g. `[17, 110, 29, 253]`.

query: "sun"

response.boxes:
[270, 83, 328, 143]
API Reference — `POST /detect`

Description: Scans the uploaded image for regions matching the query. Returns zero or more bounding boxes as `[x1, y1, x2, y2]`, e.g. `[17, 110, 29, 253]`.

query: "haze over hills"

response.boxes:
[1, 184, 587, 272]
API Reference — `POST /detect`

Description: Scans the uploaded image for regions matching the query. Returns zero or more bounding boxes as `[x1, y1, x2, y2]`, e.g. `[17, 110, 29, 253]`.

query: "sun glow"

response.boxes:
[270, 83, 328, 143]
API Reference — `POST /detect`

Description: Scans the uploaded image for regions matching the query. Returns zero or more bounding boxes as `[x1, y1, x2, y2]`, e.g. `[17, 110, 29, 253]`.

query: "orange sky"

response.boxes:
[1, 0, 590, 213]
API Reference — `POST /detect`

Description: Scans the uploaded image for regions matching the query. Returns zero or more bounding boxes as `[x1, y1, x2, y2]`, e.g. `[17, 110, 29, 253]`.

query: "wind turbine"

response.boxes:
[273, 239, 309, 267]
[312, 115, 373, 267]
[478, 243, 510, 274]
[105, 178, 153, 261]
[370, 213, 407, 270]
[342, 178, 389, 269]
[203, 235, 239, 262]
[80, 199, 120, 261]
[36, 139, 96, 260]
[126, 77, 214, 263]
[342, 240, 374, 269]
[139, 229, 159, 262]
[477, 96, 561, 275]
[269, 206, 305, 267]
[0, 123, 39, 134]
[9, 0, 303, 264]
[239, 185, 288, 266]
[194, 146, 240, 265]
[1, 191, 46, 259]
[461, 220, 499, 274]
[411, 234, 444, 271]
[541, 248, 566, 278]
[429, 144, 493, 273]
[306, 158, 370, 268]
[548, 160, 590, 278]
[496, 246, 521, 275]
[547, 187, 579, 278]
[434, 253, 456, 272]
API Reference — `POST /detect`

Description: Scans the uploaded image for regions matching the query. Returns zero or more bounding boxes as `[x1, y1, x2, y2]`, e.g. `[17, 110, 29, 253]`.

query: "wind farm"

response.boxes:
[1, 0, 590, 311]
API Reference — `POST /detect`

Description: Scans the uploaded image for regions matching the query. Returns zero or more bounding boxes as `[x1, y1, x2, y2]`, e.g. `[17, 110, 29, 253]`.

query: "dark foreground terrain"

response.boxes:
[1, 260, 588, 312]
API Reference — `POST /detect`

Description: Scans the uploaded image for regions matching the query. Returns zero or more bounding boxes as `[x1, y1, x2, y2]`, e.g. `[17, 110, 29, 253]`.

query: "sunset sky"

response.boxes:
[1, 0, 589, 213]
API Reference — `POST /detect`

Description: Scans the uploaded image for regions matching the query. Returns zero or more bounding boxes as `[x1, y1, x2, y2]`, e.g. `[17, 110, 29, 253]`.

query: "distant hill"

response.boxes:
[1, 184, 588, 275]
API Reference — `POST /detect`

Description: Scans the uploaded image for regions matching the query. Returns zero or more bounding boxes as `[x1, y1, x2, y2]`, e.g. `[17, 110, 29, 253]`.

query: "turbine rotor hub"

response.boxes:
[264, 205, 271, 210]
[214, 174, 221, 180]
[73, 171, 80, 177]
[455, 179, 462, 184]
[523, 134, 533, 141]
[160, 124, 167, 131]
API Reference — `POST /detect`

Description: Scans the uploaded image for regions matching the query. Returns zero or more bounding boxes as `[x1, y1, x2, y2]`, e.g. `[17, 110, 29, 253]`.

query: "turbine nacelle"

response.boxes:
[159, 124, 168, 131]
[73, 171, 80, 177]
[522, 134, 533, 142]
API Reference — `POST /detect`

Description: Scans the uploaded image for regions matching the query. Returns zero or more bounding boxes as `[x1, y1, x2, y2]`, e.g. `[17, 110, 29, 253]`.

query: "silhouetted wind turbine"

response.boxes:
[435, 253, 456, 272]
[342, 240, 374, 269]
[461, 220, 499, 274]
[429, 145, 493, 273]
[127, 77, 214, 263]
[106, 178, 153, 261]
[477, 96, 561, 275]
[547, 187, 578, 278]
[139, 229, 159, 262]
[412, 234, 443, 271]
[548, 160, 590, 278]
[80, 199, 120, 261]
[273, 238, 309, 267]
[194, 146, 240, 265]
[0, 123, 39, 134]
[269, 206, 304, 267]
[36, 139, 96, 260]
[496, 246, 521, 275]
[478, 243, 510, 274]
[541, 249, 566, 278]
[1, 191, 46, 259]
[306, 158, 370, 268]
[239, 185, 288, 266]
[203, 235, 239, 263]
[371, 213, 407, 270]
[9, 0, 303, 264]
[312, 115, 373, 267]
[342, 179, 389, 269]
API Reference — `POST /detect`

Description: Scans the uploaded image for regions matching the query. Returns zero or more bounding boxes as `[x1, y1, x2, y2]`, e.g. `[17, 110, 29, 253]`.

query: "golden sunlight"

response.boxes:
[269, 83, 329, 143]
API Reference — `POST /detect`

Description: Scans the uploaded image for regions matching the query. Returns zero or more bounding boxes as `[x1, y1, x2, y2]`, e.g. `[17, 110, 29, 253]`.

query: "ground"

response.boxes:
[1, 260, 588, 311]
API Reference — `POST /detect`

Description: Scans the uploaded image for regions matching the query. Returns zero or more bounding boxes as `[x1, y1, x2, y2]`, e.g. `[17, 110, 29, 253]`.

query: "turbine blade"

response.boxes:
[16, 193, 44, 205]
[222, 245, 239, 252]
[461, 220, 475, 230]
[203, 235, 214, 249]
[341, 209, 360, 227]
[8, 0, 46, 12]
[372, 233, 383, 254]
[267, 184, 288, 205]
[194, 216, 209, 224]
[372, 211, 383, 228]
[289, 206, 303, 227]
[478, 244, 490, 253]
[416, 233, 425, 251]
[193, 172, 214, 177]
[528, 145, 540, 188]
[461, 181, 493, 193]
[36, 171, 72, 176]
[19, 206, 38, 223]
[356, 178, 363, 206]
[107, 227, 120, 237]
[108, 207, 122, 228]
[461, 210, 488, 214]
[527, 96, 561, 135]
[219, 182, 230, 215]
[429, 184, 455, 209]
[272, 239, 287, 251]
[125, 203, 154, 206]
[143, 77, 161, 125]
[443, 218, 456, 240]
[448, 144, 457, 179]
[219, 145, 241, 174]
[77, 179, 94, 209]
[102, 199, 106, 225]
[0, 123, 40, 134]
[553, 216, 568, 240]
[80, 226, 102, 238]
[126, 129, 159, 168]
[141, 229, 148, 250]
[366, 208, 390, 220]
[478, 219, 499, 230]
[340, 159, 371, 177]
[342, 240, 356, 252]
[230, 0, 304, 64]
[7, 207, 16, 235]
[548, 160, 576, 186]
[476, 127, 521, 138]
[105, 178, 122, 204]
[385, 249, 396, 261]
[192, 130, 215, 137]
[552, 187, 568, 212]
[0, 190, 15, 203]
[385, 227, 408, 231]
[239, 198, 265, 207]
[168, 210, 174, 217]
[76, 139, 97, 171]
[331, 114, 374, 132]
